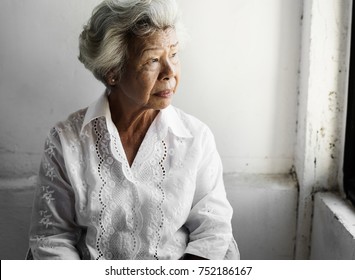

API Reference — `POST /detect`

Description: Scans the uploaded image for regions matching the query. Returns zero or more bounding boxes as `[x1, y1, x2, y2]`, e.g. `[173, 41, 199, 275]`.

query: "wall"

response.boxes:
[0, 0, 301, 177]
[0, 178, 35, 260]
[226, 174, 298, 260]
[176, 0, 301, 174]
[0, 174, 298, 260]
[0, 0, 302, 259]
[0, 0, 104, 179]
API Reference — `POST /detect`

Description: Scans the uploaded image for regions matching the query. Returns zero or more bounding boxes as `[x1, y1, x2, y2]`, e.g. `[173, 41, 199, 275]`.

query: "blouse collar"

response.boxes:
[81, 92, 193, 139]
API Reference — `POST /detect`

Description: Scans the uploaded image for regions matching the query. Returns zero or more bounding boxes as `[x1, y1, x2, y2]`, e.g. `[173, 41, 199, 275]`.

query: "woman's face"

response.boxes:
[116, 28, 181, 111]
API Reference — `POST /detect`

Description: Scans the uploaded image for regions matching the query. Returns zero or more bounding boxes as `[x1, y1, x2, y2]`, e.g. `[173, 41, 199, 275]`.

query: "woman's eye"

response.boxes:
[171, 52, 179, 63]
[144, 58, 159, 68]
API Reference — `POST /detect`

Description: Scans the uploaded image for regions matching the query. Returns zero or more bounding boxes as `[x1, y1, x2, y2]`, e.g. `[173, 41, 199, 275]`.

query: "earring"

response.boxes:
[111, 78, 115, 83]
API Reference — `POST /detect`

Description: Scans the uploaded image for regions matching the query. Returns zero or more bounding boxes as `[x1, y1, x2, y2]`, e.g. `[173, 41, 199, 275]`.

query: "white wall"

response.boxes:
[226, 174, 298, 260]
[177, 0, 301, 174]
[0, 0, 104, 179]
[0, 174, 298, 260]
[0, 0, 302, 259]
[0, 0, 302, 177]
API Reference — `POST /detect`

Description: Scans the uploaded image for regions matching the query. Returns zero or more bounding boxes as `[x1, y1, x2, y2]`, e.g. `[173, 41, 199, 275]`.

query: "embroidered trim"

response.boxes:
[111, 133, 141, 258]
[94, 118, 107, 260]
[90, 117, 171, 259]
[154, 140, 168, 260]
[38, 210, 53, 229]
[112, 133, 131, 178]
[40, 186, 55, 203]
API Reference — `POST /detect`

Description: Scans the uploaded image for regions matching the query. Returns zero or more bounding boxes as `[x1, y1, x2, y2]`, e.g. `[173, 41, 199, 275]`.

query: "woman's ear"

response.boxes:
[106, 69, 118, 87]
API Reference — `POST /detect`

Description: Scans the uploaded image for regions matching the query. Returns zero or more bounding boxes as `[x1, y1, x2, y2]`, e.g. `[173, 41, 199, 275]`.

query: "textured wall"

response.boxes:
[0, 0, 302, 260]
[0, 174, 298, 260]
[0, 0, 302, 177]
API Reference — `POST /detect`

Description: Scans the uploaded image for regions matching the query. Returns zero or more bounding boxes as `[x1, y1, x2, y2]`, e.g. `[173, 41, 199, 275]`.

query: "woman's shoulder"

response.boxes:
[169, 106, 213, 137]
[52, 107, 88, 136]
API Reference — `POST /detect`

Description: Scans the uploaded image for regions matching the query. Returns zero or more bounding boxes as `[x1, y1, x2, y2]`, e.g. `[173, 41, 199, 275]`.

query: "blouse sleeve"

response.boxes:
[29, 127, 82, 259]
[183, 127, 238, 260]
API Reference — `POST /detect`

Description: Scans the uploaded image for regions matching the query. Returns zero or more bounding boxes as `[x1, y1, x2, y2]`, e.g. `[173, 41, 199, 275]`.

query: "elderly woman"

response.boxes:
[29, 0, 239, 260]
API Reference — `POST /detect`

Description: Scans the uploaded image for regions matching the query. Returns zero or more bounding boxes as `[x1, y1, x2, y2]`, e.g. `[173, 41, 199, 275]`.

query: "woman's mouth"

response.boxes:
[153, 90, 173, 98]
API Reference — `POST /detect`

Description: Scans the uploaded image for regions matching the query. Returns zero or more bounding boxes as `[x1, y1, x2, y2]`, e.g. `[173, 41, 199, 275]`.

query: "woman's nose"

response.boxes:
[159, 59, 175, 80]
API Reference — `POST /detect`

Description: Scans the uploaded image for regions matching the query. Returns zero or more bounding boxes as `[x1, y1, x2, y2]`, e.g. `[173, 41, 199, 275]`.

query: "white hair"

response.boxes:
[78, 0, 184, 85]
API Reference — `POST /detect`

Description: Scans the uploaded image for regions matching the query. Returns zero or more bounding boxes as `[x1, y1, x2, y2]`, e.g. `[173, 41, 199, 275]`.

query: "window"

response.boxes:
[344, 3, 355, 207]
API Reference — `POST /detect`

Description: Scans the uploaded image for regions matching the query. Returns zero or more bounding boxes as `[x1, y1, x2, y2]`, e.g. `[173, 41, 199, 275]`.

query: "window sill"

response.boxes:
[310, 192, 355, 259]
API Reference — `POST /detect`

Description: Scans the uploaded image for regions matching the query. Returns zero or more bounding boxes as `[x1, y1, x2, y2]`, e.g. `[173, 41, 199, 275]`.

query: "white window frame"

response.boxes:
[294, 0, 353, 259]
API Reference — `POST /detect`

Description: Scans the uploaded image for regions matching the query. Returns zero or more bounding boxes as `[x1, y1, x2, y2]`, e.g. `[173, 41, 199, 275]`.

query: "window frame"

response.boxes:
[344, 2, 355, 207]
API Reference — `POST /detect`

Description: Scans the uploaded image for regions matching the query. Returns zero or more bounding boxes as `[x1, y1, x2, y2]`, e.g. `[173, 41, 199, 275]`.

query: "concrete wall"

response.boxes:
[0, 0, 302, 177]
[226, 174, 298, 260]
[175, 0, 301, 174]
[0, 178, 35, 260]
[0, 174, 298, 260]
[0, 0, 302, 259]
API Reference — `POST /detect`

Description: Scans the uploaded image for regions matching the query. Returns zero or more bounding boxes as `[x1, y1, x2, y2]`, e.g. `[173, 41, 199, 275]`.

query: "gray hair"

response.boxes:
[78, 0, 184, 85]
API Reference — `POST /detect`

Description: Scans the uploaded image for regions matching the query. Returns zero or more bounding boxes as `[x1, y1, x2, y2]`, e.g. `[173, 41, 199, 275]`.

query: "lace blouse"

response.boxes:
[29, 92, 239, 260]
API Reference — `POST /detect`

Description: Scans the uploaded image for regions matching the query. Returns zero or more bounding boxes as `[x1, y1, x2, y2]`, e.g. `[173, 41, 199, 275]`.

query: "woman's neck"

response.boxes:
[107, 90, 159, 166]
[108, 90, 158, 134]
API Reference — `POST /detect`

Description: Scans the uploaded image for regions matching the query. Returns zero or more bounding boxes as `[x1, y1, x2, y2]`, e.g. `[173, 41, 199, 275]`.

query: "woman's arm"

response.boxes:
[29, 127, 82, 259]
[180, 253, 208, 260]
[183, 127, 237, 260]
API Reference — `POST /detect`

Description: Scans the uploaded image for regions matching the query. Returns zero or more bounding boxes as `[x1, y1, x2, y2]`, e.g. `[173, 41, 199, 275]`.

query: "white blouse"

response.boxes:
[29, 93, 239, 260]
